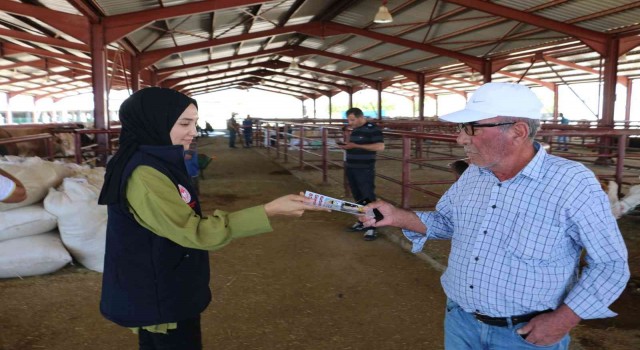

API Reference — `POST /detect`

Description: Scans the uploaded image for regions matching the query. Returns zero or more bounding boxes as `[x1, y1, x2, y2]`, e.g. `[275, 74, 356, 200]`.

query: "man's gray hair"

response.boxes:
[499, 116, 540, 140]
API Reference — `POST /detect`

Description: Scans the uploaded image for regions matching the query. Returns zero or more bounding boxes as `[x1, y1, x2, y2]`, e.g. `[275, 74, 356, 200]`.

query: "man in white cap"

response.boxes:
[362, 83, 629, 349]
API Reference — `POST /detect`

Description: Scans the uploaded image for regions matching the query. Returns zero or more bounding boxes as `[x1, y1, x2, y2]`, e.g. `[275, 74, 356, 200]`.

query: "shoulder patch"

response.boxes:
[178, 184, 192, 203]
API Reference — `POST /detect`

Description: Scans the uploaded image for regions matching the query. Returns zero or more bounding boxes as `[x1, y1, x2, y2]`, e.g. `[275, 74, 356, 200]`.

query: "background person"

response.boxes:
[339, 107, 384, 241]
[362, 83, 629, 350]
[0, 168, 26, 203]
[557, 112, 570, 151]
[226, 114, 239, 148]
[98, 87, 325, 350]
[242, 115, 253, 147]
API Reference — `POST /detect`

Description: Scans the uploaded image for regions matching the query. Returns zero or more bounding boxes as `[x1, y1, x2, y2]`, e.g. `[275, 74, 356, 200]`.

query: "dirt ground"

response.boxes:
[0, 134, 638, 350]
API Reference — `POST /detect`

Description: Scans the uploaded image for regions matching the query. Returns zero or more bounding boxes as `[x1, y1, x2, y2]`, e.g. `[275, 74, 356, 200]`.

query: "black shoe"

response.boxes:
[363, 229, 377, 241]
[347, 222, 366, 232]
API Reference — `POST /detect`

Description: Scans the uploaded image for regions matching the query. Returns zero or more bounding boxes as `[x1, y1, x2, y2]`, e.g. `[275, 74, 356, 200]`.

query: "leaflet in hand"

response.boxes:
[304, 191, 367, 216]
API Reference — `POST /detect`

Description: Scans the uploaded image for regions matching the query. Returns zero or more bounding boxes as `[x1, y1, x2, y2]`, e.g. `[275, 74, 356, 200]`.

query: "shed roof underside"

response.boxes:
[0, 0, 639, 102]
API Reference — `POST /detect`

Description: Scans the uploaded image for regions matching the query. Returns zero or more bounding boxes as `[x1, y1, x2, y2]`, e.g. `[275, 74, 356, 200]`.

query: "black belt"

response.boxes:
[473, 309, 552, 327]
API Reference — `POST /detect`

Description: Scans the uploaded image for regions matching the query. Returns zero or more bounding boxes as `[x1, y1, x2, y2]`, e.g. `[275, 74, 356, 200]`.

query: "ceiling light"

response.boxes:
[289, 58, 299, 70]
[374, 1, 393, 24]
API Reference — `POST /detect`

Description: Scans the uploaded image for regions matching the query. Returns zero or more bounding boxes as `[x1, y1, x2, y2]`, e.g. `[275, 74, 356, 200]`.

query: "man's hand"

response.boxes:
[337, 142, 355, 150]
[361, 200, 396, 227]
[361, 200, 427, 233]
[516, 304, 581, 346]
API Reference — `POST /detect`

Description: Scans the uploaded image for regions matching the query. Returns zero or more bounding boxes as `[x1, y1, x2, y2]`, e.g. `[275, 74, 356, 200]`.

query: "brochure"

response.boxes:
[304, 191, 366, 216]
[304, 191, 384, 222]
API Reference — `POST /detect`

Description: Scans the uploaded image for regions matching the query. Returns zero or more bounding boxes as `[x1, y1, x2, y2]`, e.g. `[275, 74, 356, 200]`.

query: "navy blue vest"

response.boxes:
[100, 145, 211, 327]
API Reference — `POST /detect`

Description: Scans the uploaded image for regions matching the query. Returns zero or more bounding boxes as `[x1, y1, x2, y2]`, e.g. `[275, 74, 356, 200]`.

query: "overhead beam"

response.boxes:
[291, 47, 419, 82]
[494, 71, 555, 90]
[104, 0, 269, 43]
[251, 86, 312, 100]
[155, 47, 293, 79]
[0, 28, 89, 52]
[293, 63, 378, 88]
[542, 55, 628, 86]
[137, 23, 314, 68]
[162, 61, 288, 88]
[444, 0, 609, 54]
[0, 1, 90, 44]
[180, 71, 268, 90]
[65, 0, 102, 23]
[0, 41, 92, 64]
[317, 22, 485, 72]
[260, 70, 351, 92]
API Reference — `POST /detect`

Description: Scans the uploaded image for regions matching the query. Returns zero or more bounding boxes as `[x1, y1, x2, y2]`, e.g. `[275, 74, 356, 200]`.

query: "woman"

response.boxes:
[98, 87, 322, 350]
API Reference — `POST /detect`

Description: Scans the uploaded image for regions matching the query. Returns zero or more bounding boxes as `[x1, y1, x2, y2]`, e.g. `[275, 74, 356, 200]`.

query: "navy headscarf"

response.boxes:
[98, 87, 197, 205]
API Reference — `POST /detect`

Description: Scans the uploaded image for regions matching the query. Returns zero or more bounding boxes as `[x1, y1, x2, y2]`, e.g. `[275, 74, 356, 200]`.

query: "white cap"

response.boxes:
[439, 83, 542, 123]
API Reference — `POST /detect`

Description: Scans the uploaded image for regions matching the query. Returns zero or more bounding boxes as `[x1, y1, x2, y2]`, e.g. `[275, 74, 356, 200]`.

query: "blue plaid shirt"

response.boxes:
[404, 143, 629, 319]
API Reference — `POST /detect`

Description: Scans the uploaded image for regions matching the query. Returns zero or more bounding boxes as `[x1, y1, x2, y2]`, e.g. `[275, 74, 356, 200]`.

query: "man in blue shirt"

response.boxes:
[339, 107, 384, 241]
[362, 83, 629, 349]
[242, 115, 253, 148]
[557, 113, 570, 151]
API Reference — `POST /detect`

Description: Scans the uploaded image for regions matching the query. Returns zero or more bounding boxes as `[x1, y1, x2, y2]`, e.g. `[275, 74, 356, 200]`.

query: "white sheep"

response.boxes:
[607, 178, 640, 219]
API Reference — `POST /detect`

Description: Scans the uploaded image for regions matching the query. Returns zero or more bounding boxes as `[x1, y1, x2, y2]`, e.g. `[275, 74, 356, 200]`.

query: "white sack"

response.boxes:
[0, 204, 57, 242]
[0, 231, 71, 278]
[44, 178, 106, 272]
[64, 163, 106, 189]
[0, 157, 74, 211]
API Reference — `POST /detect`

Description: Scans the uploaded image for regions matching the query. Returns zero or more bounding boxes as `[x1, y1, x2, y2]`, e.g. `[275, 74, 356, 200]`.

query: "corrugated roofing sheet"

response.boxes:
[0, 0, 639, 100]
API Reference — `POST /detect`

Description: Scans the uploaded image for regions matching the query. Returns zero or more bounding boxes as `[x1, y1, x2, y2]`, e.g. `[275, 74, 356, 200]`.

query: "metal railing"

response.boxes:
[255, 119, 640, 209]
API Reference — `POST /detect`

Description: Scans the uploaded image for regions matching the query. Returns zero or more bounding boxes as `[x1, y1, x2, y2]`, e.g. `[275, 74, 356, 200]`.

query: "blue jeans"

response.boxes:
[444, 299, 570, 350]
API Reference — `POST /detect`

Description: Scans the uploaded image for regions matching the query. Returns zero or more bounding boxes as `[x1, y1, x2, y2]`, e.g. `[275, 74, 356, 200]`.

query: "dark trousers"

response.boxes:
[229, 130, 237, 147]
[138, 315, 202, 350]
[243, 131, 252, 147]
[345, 166, 376, 203]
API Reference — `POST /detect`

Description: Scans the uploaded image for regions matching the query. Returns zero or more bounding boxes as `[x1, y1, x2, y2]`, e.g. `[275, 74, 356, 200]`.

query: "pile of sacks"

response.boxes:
[0, 156, 106, 278]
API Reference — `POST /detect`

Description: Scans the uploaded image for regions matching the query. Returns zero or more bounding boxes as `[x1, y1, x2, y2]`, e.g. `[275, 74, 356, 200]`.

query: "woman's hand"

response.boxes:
[264, 192, 330, 217]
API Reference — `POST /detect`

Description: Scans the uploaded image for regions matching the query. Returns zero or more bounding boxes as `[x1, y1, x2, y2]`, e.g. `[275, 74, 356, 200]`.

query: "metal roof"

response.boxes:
[0, 0, 639, 101]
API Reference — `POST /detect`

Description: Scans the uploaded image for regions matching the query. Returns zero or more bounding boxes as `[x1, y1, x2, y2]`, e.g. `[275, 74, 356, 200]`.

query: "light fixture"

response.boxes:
[469, 71, 477, 82]
[374, 0, 393, 24]
[289, 58, 299, 70]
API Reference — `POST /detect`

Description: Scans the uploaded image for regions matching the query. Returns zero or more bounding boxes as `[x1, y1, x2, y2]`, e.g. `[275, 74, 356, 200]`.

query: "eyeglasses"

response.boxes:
[456, 122, 516, 136]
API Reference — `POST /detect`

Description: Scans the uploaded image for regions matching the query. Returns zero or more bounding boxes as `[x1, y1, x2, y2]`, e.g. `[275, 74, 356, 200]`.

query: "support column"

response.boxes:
[377, 81, 382, 120]
[625, 79, 633, 127]
[91, 22, 109, 166]
[553, 84, 559, 121]
[348, 86, 353, 109]
[313, 98, 317, 118]
[130, 53, 140, 92]
[418, 74, 425, 121]
[482, 59, 492, 83]
[328, 96, 332, 120]
[4, 94, 12, 124]
[601, 38, 619, 128]
[412, 96, 416, 118]
[595, 37, 619, 166]
[149, 70, 158, 87]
